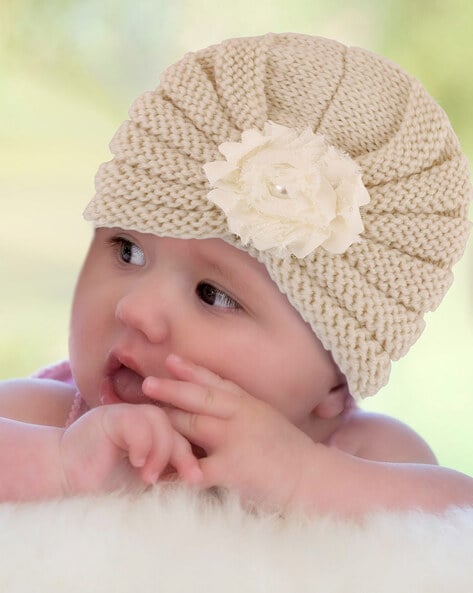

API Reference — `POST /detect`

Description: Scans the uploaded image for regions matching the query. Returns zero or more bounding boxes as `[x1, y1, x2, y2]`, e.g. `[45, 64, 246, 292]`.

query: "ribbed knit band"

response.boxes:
[84, 33, 472, 398]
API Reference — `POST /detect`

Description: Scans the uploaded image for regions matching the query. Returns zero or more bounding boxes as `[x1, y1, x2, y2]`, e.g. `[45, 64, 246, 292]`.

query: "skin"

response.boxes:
[1, 228, 473, 514]
[69, 228, 348, 437]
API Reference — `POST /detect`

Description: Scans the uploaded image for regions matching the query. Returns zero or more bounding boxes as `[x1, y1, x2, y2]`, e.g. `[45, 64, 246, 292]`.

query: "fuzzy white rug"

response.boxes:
[1, 485, 473, 593]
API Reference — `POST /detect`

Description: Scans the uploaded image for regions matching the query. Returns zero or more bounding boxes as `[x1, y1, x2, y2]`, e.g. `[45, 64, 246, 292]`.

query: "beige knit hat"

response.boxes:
[84, 33, 472, 398]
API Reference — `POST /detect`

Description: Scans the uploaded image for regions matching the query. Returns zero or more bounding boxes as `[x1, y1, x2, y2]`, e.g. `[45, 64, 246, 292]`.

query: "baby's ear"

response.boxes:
[313, 384, 348, 419]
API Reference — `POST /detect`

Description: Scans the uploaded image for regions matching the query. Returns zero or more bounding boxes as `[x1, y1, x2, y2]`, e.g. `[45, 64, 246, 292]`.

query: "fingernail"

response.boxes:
[143, 376, 160, 390]
[168, 353, 183, 365]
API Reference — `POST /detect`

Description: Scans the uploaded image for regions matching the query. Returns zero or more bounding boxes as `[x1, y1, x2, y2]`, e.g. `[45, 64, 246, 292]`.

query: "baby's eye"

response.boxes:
[196, 282, 241, 310]
[111, 237, 146, 266]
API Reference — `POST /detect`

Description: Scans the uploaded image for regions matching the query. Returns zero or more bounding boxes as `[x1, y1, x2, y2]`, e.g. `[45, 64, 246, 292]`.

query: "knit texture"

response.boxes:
[84, 33, 472, 398]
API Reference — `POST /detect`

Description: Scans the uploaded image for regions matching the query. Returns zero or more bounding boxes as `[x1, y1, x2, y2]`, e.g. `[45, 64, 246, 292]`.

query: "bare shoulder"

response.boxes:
[0, 378, 76, 427]
[329, 407, 437, 464]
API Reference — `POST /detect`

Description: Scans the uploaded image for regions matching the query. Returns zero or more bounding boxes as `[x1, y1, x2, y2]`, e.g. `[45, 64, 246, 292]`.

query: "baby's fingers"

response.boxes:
[166, 411, 225, 490]
[165, 354, 242, 396]
[168, 432, 203, 485]
[102, 404, 173, 484]
[166, 408, 222, 451]
[142, 376, 237, 419]
[136, 407, 178, 484]
[135, 407, 202, 485]
[101, 404, 155, 469]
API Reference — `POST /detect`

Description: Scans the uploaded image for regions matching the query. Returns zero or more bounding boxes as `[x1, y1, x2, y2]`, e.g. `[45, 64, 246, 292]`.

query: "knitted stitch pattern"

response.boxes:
[84, 33, 472, 398]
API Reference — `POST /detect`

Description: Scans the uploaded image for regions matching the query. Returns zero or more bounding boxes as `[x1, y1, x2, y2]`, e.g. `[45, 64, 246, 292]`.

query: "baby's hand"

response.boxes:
[142, 355, 319, 510]
[59, 403, 202, 495]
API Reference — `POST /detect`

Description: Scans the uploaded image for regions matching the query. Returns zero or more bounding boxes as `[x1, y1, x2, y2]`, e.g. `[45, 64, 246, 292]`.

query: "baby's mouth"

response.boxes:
[102, 355, 152, 405]
[111, 365, 147, 404]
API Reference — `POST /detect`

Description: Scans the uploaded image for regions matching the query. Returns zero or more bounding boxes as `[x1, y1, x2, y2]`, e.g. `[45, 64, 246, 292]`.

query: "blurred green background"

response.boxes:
[1, 0, 472, 473]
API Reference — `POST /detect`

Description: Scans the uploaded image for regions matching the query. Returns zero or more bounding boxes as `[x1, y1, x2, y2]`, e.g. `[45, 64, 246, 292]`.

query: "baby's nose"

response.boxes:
[115, 284, 170, 344]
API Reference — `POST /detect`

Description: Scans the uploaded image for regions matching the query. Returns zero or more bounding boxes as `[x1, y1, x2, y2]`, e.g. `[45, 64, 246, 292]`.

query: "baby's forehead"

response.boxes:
[189, 236, 264, 273]
[181, 236, 273, 288]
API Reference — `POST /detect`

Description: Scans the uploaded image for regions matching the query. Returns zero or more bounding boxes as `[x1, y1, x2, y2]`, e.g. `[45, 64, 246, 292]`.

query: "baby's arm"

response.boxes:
[295, 443, 473, 517]
[0, 416, 69, 500]
[0, 377, 76, 426]
[302, 409, 472, 515]
[0, 379, 200, 502]
[0, 377, 75, 500]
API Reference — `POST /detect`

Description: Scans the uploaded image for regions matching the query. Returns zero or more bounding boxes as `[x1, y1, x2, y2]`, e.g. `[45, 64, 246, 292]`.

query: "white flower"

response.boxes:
[203, 121, 371, 258]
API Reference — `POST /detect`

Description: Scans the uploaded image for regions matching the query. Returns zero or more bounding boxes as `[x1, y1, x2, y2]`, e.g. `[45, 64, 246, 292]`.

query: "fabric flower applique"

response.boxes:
[203, 121, 371, 258]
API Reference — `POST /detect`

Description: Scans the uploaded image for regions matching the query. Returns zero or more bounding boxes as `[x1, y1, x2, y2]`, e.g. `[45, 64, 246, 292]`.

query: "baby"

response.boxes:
[1, 33, 473, 516]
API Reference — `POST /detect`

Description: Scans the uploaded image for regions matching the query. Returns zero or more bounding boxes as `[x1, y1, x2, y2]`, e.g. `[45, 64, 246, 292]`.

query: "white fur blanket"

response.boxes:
[1, 485, 473, 592]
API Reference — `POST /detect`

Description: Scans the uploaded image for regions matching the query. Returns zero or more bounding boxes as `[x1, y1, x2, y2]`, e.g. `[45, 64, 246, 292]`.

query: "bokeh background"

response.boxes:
[1, 0, 472, 473]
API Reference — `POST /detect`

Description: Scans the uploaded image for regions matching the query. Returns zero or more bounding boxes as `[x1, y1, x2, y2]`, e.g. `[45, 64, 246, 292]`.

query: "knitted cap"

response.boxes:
[84, 33, 472, 398]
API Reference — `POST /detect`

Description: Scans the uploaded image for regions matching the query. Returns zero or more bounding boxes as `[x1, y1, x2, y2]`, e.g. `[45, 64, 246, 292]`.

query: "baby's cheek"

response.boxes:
[69, 357, 100, 410]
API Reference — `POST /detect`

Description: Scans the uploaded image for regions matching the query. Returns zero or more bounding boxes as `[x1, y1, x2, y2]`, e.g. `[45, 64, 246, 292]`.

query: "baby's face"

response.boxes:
[69, 228, 343, 431]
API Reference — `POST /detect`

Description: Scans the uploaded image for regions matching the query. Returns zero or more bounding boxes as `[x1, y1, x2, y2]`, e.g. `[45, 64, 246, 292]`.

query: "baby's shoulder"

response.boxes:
[0, 377, 76, 427]
[328, 407, 437, 464]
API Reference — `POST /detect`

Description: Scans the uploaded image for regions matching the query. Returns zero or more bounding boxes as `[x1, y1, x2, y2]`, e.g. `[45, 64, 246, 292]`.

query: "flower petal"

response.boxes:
[203, 121, 371, 258]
